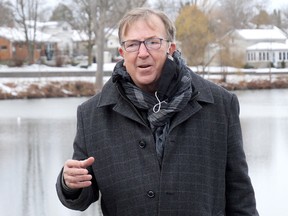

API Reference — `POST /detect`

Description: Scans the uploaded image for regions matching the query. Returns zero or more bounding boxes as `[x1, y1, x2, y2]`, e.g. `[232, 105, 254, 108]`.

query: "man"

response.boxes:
[56, 7, 258, 216]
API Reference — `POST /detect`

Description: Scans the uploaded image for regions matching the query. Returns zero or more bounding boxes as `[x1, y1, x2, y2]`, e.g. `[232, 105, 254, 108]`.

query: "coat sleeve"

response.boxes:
[55, 105, 99, 211]
[225, 94, 259, 216]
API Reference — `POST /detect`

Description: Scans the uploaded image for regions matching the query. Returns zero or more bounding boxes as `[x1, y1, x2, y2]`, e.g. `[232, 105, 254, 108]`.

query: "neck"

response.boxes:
[138, 82, 158, 94]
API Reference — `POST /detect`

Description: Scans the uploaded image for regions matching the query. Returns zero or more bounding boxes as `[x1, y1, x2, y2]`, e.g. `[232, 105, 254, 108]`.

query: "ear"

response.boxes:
[118, 47, 124, 57]
[168, 43, 176, 55]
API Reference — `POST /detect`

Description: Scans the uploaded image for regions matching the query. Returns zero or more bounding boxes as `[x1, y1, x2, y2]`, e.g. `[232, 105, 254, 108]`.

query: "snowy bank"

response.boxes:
[1, 64, 288, 99]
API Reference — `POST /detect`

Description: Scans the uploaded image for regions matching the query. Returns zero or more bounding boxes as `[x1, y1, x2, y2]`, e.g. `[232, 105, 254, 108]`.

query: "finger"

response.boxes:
[67, 180, 93, 189]
[65, 159, 82, 169]
[80, 157, 95, 168]
[65, 174, 93, 189]
[65, 173, 93, 184]
[65, 157, 94, 169]
[63, 167, 89, 176]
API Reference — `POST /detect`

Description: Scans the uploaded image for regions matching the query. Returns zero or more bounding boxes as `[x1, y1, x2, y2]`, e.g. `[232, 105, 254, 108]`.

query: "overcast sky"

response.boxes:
[268, 0, 288, 9]
[46, 0, 288, 11]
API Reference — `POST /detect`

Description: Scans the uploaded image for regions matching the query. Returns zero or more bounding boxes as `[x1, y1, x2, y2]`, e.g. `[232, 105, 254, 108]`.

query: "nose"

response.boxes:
[138, 42, 149, 57]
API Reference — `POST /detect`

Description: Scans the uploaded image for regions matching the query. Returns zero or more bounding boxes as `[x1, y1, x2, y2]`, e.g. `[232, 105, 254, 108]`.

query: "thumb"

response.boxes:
[80, 157, 95, 168]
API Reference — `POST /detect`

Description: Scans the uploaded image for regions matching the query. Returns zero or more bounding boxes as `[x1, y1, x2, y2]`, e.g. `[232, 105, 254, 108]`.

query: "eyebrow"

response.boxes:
[122, 36, 162, 42]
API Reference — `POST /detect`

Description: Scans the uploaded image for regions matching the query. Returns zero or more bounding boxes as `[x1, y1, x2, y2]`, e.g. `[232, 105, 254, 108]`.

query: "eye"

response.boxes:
[126, 41, 139, 48]
[147, 38, 161, 45]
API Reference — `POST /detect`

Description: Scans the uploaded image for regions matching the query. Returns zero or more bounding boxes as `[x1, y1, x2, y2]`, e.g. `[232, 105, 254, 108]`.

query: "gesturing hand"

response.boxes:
[63, 157, 95, 189]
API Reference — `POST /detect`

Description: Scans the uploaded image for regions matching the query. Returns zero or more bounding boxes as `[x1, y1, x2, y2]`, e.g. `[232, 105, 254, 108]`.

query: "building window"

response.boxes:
[259, 52, 262, 61]
[279, 52, 282, 60]
[263, 52, 266, 61]
[0, 45, 7, 50]
[284, 52, 286, 60]
[36, 44, 42, 50]
[267, 52, 269, 61]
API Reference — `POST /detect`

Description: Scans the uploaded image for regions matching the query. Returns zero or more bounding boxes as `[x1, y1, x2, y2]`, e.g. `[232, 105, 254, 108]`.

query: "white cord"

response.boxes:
[153, 91, 167, 113]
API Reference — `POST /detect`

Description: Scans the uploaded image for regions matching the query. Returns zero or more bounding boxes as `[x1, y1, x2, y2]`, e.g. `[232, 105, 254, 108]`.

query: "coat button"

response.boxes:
[147, 190, 155, 198]
[139, 140, 146, 149]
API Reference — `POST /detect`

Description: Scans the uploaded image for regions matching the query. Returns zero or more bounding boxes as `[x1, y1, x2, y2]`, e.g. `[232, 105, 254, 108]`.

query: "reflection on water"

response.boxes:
[0, 98, 102, 216]
[22, 121, 45, 216]
[237, 90, 288, 216]
[242, 117, 288, 216]
[0, 90, 288, 216]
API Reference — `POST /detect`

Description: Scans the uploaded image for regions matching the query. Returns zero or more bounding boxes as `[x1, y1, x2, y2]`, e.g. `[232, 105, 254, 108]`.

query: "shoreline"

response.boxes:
[1, 78, 288, 100]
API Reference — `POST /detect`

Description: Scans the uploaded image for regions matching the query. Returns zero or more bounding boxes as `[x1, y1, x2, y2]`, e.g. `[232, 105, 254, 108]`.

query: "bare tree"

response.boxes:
[152, 0, 216, 21]
[218, 0, 256, 30]
[0, 1, 14, 27]
[50, 3, 75, 24]
[14, 0, 43, 64]
[251, 9, 272, 28]
[281, 7, 288, 28]
[93, 0, 147, 91]
[72, 0, 147, 91]
[72, 0, 95, 67]
[271, 9, 284, 28]
[152, 0, 182, 21]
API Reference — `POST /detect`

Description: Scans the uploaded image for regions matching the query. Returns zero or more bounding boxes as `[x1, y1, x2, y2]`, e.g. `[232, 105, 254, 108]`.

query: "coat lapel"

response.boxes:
[97, 78, 147, 126]
[170, 72, 215, 130]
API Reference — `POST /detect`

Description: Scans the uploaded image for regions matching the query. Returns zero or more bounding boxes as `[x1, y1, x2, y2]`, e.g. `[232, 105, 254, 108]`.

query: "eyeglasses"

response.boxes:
[121, 37, 170, 52]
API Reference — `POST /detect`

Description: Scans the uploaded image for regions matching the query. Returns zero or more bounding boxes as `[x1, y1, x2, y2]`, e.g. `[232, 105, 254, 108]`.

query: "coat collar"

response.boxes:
[97, 78, 120, 107]
[189, 71, 214, 104]
[97, 71, 215, 108]
[97, 72, 215, 128]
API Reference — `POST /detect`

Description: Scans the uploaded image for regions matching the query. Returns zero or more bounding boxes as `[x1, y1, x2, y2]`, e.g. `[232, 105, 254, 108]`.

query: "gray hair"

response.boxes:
[118, 7, 176, 43]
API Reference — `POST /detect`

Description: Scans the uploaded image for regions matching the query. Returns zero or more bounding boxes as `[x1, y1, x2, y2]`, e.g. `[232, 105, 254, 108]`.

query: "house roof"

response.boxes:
[0, 27, 59, 43]
[71, 30, 90, 42]
[247, 42, 288, 51]
[235, 26, 287, 41]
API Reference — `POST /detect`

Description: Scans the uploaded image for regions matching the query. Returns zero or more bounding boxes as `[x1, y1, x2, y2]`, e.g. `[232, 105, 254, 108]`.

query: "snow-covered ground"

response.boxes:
[0, 62, 117, 73]
[0, 63, 115, 96]
[2, 62, 288, 73]
[1, 63, 288, 98]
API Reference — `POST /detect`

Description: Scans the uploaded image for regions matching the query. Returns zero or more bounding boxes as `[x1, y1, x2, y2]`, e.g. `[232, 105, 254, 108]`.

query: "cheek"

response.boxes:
[156, 55, 167, 69]
[124, 60, 137, 77]
[124, 58, 135, 68]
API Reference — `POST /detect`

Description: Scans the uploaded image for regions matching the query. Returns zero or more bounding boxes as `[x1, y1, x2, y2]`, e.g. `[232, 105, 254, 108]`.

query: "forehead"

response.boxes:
[121, 14, 165, 39]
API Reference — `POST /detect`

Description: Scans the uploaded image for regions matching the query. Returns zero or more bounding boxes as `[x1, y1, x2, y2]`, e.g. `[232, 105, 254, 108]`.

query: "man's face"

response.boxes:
[118, 15, 176, 92]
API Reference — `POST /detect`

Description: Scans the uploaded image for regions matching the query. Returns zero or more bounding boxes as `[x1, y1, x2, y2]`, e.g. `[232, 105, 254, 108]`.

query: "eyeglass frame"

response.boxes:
[121, 37, 170, 52]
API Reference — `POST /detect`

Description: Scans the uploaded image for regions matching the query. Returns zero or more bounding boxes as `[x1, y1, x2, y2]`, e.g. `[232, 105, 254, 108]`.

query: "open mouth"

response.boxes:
[138, 64, 151, 68]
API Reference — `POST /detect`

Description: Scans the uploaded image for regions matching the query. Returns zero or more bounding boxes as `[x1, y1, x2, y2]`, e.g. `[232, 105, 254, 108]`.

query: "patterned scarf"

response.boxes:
[112, 51, 192, 163]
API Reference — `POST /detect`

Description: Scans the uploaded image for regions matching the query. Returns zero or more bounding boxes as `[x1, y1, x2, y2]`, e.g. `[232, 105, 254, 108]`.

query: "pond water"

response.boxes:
[0, 89, 287, 216]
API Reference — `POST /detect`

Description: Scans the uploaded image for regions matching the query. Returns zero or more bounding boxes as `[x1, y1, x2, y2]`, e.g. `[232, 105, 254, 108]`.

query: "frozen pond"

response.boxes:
[0, 89, 288, 216]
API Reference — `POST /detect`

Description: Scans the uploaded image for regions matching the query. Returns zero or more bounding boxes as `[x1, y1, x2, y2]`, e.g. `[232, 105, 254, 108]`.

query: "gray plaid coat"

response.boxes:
[56, 71, 258, 216]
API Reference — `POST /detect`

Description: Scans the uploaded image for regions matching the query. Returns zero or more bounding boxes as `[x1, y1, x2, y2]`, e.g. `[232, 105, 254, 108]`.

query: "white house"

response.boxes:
[105, 29, 122, 62]
[37, 21, 74, 57]
[246, 42, 288, 68]
[208, 26, 288, 68]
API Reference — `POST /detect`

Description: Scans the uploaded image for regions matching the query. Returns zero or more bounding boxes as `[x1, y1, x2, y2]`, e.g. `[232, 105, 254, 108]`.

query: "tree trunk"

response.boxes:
[95, 24, 105, 92]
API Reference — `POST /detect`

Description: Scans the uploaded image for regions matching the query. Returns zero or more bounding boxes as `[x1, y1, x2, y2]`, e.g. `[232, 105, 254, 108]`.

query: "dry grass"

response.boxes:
[0, 81, 96, 99]
[1, 78, 288, 100]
